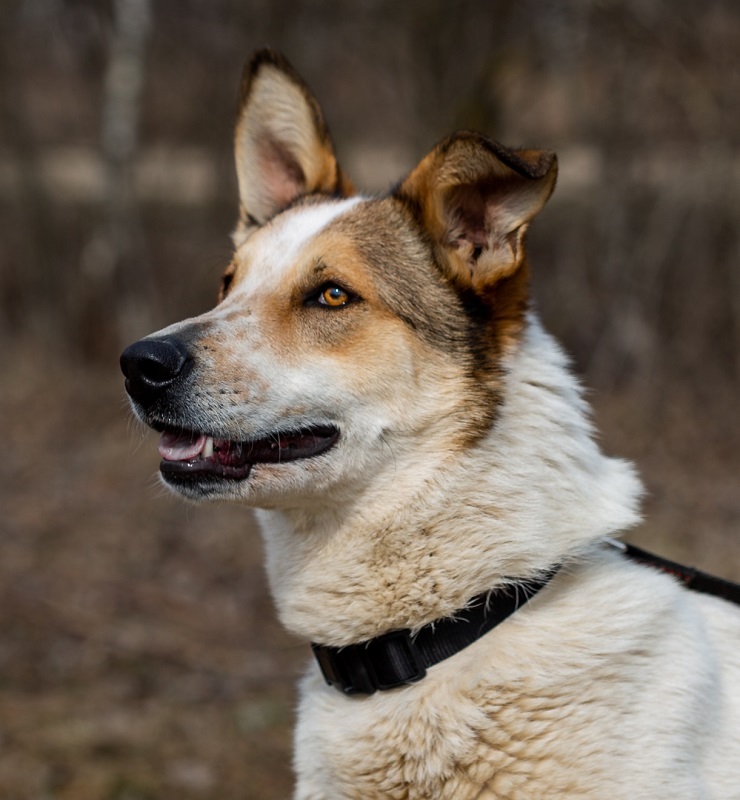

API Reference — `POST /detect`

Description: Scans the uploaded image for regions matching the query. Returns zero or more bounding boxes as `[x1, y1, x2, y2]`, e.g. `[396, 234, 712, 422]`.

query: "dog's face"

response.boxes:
[121, 50, 557, 508]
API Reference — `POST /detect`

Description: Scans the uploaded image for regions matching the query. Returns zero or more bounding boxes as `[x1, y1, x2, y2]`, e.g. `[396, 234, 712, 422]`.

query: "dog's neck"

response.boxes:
[256, 316, 643, 647]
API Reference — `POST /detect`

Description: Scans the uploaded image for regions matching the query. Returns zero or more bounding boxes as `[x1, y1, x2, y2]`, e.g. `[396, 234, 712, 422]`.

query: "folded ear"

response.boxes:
[394, 133, 557, 294]
[233, 49, 353, 239]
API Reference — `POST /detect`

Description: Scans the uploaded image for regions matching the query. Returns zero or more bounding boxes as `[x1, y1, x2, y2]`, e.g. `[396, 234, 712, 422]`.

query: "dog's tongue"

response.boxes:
[158, 430, 206, 461]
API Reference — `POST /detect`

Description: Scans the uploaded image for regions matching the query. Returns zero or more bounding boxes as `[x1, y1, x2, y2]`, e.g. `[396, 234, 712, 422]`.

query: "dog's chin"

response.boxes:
[153, 424, 341, 500]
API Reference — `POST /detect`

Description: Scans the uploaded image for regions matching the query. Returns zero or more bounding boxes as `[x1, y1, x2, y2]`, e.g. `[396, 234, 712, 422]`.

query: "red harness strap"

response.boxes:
[614, 540, 740, 607]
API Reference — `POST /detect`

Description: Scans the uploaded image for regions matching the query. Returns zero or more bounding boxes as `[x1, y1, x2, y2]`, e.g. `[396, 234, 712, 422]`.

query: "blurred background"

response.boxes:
[1, 0, 739, 797]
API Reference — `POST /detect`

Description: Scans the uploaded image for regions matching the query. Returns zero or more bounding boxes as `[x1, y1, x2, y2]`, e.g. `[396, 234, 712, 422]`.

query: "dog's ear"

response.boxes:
[233, 49, 353, 240]
[394, 133, 557, 294]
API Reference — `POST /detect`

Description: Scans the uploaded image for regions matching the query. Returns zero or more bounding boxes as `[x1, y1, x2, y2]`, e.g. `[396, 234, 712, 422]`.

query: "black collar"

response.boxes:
[312, 541, 740, 696]
[311, 567, 559, 695]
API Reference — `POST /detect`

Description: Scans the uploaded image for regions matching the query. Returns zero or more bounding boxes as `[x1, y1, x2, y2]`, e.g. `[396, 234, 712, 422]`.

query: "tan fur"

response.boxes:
[395, 133, 556, 293]
[125, 51, 740, 799]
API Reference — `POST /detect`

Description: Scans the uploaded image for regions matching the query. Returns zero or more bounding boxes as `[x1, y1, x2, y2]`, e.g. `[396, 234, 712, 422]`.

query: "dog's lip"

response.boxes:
[155, 424, 340, 482]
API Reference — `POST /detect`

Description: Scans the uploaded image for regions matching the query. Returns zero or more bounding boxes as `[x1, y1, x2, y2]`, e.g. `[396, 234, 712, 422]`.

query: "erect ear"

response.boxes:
[233, 49, 354, 241]
[394, 132, 557, 294]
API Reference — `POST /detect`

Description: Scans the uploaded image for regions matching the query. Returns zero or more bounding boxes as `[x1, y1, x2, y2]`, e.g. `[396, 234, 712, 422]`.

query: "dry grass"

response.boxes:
[0, 345, 304, 799]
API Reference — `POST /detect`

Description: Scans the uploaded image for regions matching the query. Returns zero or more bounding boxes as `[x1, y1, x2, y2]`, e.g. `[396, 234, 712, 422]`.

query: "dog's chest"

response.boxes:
[294, 668, 615, 800]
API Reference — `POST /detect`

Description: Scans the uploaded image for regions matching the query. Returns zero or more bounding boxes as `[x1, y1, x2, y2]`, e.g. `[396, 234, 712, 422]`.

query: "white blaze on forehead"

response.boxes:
[231, 197, 364, 297]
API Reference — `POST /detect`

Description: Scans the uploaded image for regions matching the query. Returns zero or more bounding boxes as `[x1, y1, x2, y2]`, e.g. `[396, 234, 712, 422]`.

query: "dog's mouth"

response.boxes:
[156, 424, 340, 483]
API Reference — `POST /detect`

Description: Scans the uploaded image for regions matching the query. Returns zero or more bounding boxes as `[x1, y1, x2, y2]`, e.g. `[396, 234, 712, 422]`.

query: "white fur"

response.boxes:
[273, 320, 740, 799]
[228, 197, 363, 298]
[259, 319, 643, 644]
[139, 199, 740, 799]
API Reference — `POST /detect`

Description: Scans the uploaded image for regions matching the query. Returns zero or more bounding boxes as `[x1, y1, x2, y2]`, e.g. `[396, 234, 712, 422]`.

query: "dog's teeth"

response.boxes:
[203, 436, 214, 459]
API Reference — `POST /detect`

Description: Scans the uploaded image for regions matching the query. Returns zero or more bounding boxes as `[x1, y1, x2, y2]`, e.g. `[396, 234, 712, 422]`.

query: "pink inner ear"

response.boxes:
[446, 183, 489, 249]
[257, 136, 306, 210]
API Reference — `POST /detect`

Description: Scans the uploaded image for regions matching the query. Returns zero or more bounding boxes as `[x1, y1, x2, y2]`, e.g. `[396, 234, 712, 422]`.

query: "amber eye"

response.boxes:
[318, 285, 351, 308]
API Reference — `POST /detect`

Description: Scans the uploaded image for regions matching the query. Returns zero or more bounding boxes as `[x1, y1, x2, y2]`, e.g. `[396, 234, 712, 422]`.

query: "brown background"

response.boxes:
[1, 1, 739, 797]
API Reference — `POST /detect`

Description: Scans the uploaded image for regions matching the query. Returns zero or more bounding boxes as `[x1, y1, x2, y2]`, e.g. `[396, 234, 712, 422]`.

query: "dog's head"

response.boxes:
[121, 50, 557, 508]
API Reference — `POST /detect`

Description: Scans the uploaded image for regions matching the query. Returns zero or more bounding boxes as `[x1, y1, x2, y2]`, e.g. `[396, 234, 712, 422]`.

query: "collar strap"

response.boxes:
[312, 541, 740, 696]
[608, 538, 740, 606]
[311, 567, 559, 695]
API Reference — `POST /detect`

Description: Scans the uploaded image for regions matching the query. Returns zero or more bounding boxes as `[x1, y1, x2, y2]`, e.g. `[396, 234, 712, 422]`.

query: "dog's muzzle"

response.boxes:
[120, 336, 192, 409]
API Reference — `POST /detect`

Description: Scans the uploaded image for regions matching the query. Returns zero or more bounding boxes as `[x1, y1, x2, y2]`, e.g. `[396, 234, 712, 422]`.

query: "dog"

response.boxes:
[121, 49, 740, 799]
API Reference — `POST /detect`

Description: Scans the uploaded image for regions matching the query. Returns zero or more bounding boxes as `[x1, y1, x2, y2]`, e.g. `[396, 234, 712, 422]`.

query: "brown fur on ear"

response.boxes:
[233, 49, 354, 234]
[394, 132, 557, 294]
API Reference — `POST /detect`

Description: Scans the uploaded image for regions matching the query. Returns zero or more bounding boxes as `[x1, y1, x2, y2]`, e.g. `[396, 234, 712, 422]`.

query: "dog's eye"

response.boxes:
[319, 286, 350, 307]
[306, 283, 359, 309]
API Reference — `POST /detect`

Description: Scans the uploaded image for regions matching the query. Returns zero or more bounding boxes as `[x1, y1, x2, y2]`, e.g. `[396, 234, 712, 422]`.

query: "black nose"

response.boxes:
[120, 337, 191, 407]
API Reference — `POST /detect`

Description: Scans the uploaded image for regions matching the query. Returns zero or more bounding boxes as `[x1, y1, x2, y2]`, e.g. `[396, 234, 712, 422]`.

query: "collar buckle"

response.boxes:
[311, 566, 560, 696]
[369, 630, 427, 690]
[312, 630, 427, 695]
